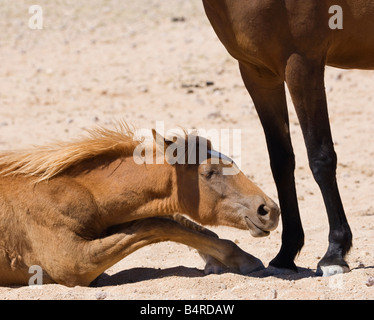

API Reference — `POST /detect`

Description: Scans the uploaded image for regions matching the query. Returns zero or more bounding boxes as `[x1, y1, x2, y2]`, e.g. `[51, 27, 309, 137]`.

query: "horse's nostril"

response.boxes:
[258, 204, 270, 216]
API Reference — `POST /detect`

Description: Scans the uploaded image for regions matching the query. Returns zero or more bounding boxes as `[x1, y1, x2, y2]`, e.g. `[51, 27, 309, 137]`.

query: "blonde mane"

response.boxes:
[0, 121, 141, 182]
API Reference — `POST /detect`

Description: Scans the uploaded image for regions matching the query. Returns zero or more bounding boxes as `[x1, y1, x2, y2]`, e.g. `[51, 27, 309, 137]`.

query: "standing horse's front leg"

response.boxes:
[285, 53, 352, 276]
[239, 62, 304, 272]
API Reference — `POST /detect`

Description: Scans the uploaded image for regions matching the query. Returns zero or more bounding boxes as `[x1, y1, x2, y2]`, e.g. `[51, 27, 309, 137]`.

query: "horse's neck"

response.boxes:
[75, 157, 181, 227]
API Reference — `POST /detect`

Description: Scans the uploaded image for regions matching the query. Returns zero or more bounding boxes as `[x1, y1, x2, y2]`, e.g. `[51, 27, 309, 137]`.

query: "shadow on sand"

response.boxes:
[92, 266, 205, 287]
[91, 265, 318, 287]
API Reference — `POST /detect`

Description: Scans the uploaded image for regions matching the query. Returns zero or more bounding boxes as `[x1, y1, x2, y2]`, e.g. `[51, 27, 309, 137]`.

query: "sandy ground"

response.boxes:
[0, 0, 373, 300]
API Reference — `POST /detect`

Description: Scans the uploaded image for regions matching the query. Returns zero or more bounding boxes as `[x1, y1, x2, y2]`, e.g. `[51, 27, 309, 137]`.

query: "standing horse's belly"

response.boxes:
[327, 34, 374, 70]
[326, 0, 374, 70]
[326, 23, 374, 70]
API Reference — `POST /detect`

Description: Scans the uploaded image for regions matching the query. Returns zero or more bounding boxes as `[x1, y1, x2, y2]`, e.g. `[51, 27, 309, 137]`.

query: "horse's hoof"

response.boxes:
[316, 265, 350, 277]
[236, 256, 265, 275]
[240, 262, 265, 275]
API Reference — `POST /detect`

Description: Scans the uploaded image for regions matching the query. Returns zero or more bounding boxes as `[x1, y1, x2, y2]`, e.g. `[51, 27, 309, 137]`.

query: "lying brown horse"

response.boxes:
[0, 123, 279, 287]
[203, 0, 374, 275]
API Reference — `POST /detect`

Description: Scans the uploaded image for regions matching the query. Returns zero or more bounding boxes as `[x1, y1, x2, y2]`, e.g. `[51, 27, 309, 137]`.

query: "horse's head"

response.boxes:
[153, 130, 280, 237]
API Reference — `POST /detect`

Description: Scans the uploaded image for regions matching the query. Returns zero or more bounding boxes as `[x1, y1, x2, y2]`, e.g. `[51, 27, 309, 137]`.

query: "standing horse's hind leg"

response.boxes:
[239, 62, 304, 272]
[285, 54, 352, 276]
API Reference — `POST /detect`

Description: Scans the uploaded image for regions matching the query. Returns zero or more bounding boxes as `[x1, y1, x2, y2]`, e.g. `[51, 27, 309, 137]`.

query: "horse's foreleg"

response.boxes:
[81, 217, 263, 286]
[239, 62, 304, 272]
[171, 214, 227, 274]
[285, 53, 352, 276]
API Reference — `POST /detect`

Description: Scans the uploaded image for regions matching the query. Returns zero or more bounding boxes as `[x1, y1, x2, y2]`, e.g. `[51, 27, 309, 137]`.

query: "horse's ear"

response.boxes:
[152, 129, 174, 151]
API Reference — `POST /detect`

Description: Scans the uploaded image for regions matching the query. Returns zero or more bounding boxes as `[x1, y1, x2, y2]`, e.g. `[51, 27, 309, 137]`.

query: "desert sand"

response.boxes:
[0, 0, 373, 300]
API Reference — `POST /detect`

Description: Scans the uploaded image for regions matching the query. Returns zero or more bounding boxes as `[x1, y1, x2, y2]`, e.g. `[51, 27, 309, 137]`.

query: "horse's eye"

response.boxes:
[205, 169, 217, 179]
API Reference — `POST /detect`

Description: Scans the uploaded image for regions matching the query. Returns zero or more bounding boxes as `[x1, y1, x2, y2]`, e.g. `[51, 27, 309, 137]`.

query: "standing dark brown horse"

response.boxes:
[203, 0, 374, 276]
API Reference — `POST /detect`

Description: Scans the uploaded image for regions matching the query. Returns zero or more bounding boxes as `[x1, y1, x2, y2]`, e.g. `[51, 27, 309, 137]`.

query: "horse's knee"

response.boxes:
[308, 146, 337, 185]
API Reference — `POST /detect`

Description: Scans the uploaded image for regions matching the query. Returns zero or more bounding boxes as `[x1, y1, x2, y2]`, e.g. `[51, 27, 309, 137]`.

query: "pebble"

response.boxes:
[95, 291, 107, 300]
[207, 111, 221, 120]
[267, 289, 277, 300]
[171, 17, 186, 23]
[138, 86, 148, 93]
[45, 68, 54, 75]
[357, 262, 365, 268]
[366, 277, 374, 287]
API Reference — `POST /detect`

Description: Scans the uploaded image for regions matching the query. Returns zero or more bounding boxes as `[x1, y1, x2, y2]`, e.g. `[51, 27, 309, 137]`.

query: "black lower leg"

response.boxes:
[309, 151, 352, 271]
[267, 140, 304, 271]
[239, 62, 305, 271]
[285, 54, 353, 274]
